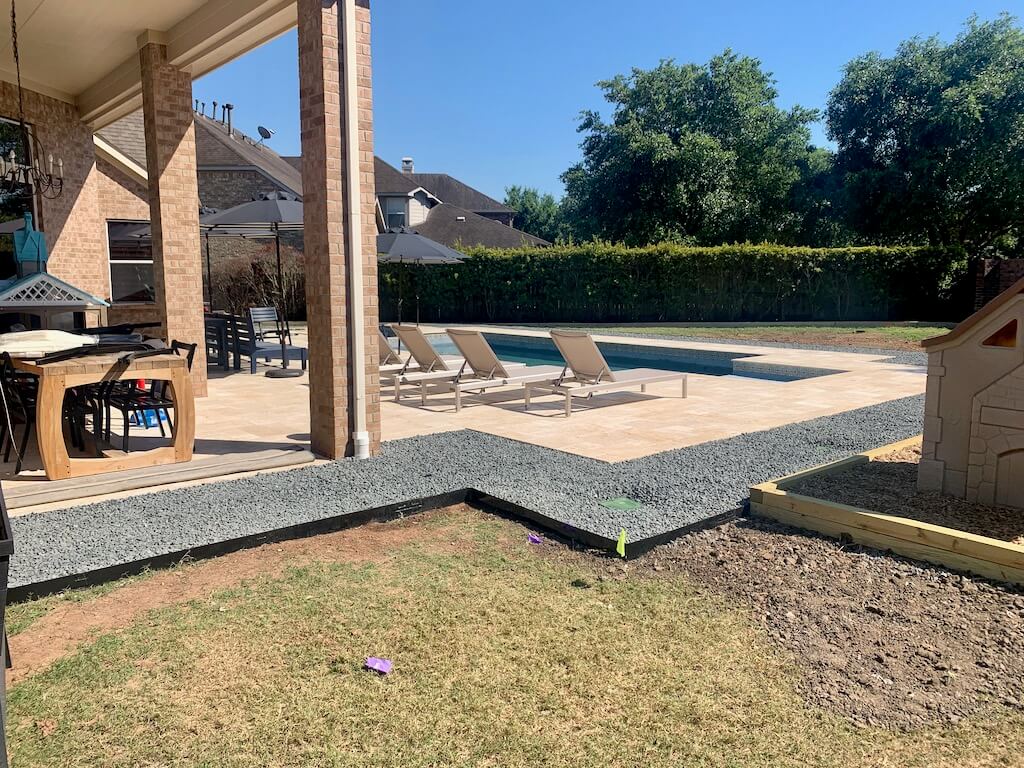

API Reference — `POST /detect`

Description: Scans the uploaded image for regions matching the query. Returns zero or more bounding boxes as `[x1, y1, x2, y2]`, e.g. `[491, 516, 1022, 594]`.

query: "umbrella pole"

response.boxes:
[267, 225, 303, 379]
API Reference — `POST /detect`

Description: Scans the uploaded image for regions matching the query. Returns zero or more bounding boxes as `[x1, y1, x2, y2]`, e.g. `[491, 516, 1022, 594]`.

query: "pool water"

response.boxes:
[414, 333, 839, 383]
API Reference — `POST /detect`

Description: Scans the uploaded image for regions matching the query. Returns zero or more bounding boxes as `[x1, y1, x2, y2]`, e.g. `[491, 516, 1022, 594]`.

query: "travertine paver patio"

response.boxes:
[0, 329, 925, 510]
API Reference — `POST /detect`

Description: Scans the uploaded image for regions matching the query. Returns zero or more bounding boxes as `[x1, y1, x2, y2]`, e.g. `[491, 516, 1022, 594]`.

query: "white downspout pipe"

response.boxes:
[342, 0, 370, 459]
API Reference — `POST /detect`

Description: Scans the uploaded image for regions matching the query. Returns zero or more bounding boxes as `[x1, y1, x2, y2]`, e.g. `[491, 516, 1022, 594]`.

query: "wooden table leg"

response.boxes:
[170, 367, 195, 462]
[35, 373, 70, 480]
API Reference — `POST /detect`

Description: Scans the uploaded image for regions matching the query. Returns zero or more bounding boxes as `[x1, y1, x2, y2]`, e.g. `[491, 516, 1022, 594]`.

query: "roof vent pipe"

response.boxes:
[200, 102, 206, 117]
[212, 101, 218, 121]
[225, 103, 234, 136]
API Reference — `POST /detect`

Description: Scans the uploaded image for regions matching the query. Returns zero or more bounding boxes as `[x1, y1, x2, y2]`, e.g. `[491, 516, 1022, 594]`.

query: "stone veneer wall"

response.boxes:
[198, 168, 292, 211]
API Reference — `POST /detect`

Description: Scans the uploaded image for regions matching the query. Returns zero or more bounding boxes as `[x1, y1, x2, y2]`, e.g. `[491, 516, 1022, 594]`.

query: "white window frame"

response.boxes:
[106, 219, 155, 305]
[383, 196, 407, 229]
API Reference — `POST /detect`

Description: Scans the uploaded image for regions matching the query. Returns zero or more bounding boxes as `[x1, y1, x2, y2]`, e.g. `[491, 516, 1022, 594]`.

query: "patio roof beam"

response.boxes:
[77, 0, 297, 129]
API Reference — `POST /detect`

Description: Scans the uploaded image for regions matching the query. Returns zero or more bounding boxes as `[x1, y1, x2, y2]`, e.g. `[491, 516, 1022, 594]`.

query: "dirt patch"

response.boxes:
[624, 518, 1024, 730]
[6, 505, 481, 686]
[789, 444, 1024, 544]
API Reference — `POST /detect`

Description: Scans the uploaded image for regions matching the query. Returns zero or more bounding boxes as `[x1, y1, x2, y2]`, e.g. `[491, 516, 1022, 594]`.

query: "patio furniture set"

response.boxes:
[383, 326, 689, 416]
[0, 328, 197, 480]
[205, 307, 308, 374]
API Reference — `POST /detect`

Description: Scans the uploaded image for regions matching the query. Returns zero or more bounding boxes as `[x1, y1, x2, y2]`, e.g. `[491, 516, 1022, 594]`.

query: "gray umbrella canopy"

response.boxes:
[377, 227, 464, 264]
[199, 191, 303, 236]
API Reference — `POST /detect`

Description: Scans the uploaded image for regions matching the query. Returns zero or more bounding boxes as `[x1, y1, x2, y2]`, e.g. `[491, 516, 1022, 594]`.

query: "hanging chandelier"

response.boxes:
[0, 0, 62, 199]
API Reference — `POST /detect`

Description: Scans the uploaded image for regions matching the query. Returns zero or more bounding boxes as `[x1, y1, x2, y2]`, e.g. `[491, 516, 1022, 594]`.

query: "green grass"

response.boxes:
[7, 511, 1023, 767]
[586, 325, 950, 348]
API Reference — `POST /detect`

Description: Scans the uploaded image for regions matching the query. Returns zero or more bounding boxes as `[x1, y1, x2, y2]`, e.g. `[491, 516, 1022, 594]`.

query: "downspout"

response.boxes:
[343, 0, 370, 459]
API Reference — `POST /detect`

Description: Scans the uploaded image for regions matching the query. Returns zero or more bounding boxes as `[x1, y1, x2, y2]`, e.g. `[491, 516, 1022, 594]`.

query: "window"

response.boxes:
[383, 197, 406, 229]
[0, 115, 37, 279]
[107, 221, 155, 303]
[982, 319, 1018, 349]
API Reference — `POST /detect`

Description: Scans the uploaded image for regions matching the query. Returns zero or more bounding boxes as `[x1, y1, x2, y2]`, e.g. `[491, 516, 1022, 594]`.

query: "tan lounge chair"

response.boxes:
[378, 328, 403, 367]
[390, 324, 464, 373]
[524, 329, 688, 416]
[387, 328, 533, 406]
[443, 329, 566, 411]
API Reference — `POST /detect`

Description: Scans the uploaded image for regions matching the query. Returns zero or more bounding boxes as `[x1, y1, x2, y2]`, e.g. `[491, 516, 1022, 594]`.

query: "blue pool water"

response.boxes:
[415, 333, 839, 383]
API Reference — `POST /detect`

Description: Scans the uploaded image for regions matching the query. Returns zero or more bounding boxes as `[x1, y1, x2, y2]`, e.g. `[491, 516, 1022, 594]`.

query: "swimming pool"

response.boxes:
[420, 333, 840, 383]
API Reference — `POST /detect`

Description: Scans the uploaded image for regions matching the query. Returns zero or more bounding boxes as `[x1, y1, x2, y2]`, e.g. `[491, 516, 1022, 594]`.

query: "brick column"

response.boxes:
[139, 36, 208, 396]
[298, 0, 381, 458]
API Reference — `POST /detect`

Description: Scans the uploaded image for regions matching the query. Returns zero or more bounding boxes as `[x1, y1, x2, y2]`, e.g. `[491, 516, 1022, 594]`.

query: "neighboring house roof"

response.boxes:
[406, 172, 513, 214]
[96, 110, 147, 167]
[98, 110, 304, 196]
[374, 157, 421, 196]
[414, 204, 549, 249]
[923, 275, 1024, 349]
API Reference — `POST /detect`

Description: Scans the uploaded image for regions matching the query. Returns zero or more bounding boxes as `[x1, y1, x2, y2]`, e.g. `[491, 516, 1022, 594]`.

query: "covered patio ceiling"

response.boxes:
[0, 0, 296, 128]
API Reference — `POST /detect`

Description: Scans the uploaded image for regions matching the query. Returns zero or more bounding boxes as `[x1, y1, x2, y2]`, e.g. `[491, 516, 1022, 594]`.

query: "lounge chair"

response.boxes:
[440, 329, 566, 411]
[378, 328, 408, 374]
[524, 330, 688, 416]
[389, 324, 464, 373]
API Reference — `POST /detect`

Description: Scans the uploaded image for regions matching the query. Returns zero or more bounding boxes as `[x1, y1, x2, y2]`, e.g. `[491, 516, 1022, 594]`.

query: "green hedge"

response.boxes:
[379, 243, 970, 324]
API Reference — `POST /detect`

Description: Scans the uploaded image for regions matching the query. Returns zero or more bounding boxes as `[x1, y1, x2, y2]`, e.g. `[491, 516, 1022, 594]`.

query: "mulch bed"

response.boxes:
[788, 444, 1024, 544]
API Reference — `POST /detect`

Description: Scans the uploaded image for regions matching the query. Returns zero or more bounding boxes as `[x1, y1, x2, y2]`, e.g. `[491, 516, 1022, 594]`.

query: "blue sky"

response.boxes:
[195, 0, 1022, 200]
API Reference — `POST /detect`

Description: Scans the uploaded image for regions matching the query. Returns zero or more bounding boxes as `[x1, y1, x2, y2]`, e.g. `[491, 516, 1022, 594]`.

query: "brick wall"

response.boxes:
[199, 168, 290, 210]
[975, 259, 1024, 310]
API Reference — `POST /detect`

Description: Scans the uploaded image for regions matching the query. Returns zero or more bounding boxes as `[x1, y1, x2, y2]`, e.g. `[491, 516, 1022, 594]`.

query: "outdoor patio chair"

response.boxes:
[440, 329, 567, 411]
[389, 324, 464, 373]
[0, 352, 37, 473]
[378, 328, 406, 373]
[103, 341, 197, 453]
[523, 330, 688, 416]
[237, 307, 307, 374]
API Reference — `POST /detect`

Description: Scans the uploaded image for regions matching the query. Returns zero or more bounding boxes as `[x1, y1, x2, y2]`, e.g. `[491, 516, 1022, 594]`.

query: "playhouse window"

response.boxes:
[982, 319, 1018, 348]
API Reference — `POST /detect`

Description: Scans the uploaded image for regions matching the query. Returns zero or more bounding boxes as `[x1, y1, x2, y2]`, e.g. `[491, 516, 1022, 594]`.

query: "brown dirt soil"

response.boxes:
[6, 506, 483, 686]
[788, 445, 1024, 544]
[617, 519, 1024, 730]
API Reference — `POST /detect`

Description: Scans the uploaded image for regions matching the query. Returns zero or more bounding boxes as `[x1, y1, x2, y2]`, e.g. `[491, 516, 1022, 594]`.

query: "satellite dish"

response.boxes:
[256, 126, 275, 145]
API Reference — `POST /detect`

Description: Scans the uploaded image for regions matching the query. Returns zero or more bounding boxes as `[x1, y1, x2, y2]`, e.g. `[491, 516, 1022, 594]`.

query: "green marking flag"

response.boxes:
[616, 529, 627, 558]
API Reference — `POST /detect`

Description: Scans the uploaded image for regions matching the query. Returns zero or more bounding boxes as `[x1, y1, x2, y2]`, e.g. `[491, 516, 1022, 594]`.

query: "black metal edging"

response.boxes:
[9, 491, 743, 602]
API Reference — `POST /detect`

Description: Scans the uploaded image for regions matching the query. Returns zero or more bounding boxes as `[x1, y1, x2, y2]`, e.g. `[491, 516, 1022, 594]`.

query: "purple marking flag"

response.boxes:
[365, 657, 393, 675]
[527, 534, 543, 545]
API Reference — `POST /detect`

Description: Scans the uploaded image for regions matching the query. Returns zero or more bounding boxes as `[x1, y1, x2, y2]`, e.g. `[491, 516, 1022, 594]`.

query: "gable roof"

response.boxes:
[374, 157, 420, 196]
[0, 272, 109, 309]
[96, 110, 147, 167]
[193, 114, 304, 196]
[414, 204, 548, 249]
[406, 172, 512, 213]
[923, 275, 1024, 349]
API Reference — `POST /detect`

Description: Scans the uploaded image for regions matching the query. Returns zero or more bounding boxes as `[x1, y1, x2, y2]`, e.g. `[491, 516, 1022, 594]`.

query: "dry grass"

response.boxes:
[7, 507, 1024, 767]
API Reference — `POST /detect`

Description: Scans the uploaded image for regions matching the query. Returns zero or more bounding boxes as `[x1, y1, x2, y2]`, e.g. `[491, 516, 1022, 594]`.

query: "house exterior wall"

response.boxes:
[408, 190, 430, 226]
[976, 259, 1024, 311]
[198, 168, 291, 210]
[0, 82, 106, 304]
[919, 295, 1024, 508]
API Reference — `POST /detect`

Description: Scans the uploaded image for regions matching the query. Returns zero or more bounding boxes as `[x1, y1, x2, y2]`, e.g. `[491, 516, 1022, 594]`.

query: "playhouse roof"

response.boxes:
[0, 273, 110, 311]
[922, 274, 1024, 349]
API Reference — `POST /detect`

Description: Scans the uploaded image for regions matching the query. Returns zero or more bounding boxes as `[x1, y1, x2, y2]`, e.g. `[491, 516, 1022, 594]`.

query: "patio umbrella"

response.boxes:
[199, 192, 304, 378]
[377, 227, 463, 324]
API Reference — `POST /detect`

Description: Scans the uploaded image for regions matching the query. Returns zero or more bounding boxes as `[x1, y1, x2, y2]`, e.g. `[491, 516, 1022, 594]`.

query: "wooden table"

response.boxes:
[12, 352, 195, 480]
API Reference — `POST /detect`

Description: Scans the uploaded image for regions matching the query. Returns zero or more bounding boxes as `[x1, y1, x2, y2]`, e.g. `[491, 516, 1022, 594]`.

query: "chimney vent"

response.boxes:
[225, 103, 234, 136]
[401, 157, 414, 174]
[212, 101, 218, 121]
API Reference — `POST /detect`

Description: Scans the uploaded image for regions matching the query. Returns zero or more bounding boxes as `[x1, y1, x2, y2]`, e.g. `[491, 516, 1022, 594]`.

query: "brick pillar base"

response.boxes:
[298, 0, 381, 459]
[140, 38, 208, 396]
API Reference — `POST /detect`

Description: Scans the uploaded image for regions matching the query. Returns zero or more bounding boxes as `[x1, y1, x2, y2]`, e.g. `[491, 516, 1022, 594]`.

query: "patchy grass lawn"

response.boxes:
[7, 507, 1023, 767]
[583, 324, 950, 351]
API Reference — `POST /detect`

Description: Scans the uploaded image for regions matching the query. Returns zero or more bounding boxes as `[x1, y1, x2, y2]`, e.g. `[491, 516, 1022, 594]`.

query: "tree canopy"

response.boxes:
[827, 14, 1024, 252]
[503, 186, 565, 243]
[560, 53, 820, 246]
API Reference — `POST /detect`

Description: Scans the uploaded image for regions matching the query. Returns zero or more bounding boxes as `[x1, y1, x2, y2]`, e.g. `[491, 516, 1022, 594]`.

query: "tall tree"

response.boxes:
[503, 186, 564, 242]
[827, 15, 1024, 251]
[561, 53, 819, 245]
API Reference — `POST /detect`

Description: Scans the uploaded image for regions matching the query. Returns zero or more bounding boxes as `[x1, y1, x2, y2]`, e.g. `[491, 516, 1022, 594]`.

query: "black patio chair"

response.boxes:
[0, 353, 37, 474]
[103, 341, 197, 453]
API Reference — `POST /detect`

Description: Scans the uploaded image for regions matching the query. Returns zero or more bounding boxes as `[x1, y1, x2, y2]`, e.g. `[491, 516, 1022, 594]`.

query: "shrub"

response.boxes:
[379, 243, 969, 324]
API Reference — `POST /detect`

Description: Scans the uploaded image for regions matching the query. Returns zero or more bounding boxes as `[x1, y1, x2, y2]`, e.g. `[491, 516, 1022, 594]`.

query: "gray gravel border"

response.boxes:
[9, 395, 925, 589]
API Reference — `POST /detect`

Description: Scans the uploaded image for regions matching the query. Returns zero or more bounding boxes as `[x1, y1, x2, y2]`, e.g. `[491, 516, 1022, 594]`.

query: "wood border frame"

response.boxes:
[750, 436, 1024, 585]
